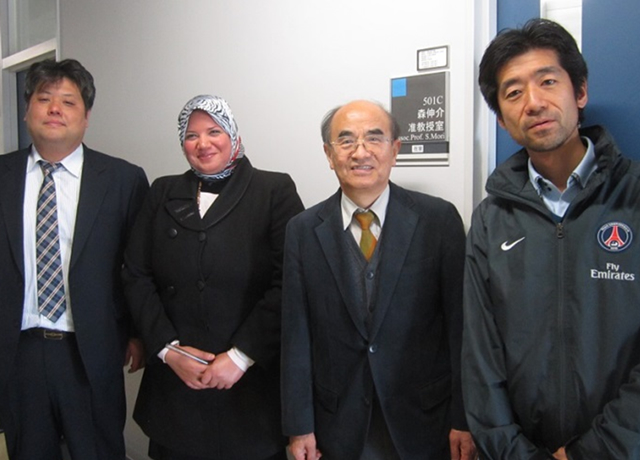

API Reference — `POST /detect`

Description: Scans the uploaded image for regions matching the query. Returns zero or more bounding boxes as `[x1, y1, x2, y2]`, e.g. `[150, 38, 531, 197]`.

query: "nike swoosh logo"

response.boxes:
[501, 237, 526, 251]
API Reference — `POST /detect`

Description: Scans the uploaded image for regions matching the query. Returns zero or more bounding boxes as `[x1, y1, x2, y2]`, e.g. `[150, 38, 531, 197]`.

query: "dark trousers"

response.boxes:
[360, 396, 402, 460]
[149, 440, 288, 460]
[1, 329, 126, 460]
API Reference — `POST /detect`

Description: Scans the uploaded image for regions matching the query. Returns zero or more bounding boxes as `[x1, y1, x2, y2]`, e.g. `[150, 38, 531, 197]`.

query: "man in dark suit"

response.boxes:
[0, 59, 148, 459]
[281, 100, 476, 460]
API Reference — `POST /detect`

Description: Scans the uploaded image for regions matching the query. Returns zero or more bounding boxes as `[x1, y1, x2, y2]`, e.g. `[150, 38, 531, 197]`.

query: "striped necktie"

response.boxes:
[36, 161, 67, 322]
[355, 210, 377, 261]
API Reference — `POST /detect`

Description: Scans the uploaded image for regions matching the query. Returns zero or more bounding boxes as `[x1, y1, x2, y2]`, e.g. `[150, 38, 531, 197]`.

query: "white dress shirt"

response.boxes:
[341, 184, 390, 242]
[22, 145, 84, 332]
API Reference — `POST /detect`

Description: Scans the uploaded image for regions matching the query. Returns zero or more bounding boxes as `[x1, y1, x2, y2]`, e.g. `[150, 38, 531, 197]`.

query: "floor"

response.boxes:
[0, 434, 7, 460]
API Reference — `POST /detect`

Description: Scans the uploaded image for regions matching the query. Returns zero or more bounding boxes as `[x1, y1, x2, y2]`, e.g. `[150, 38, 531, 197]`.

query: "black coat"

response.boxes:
[281, 183, 467, 459]
[123, 157, 304, 459]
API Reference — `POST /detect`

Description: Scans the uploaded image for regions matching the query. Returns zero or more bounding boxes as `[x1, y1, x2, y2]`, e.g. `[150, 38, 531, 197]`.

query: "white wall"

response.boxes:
[59, 0, 480, 220]
[58, 1, 487, 458]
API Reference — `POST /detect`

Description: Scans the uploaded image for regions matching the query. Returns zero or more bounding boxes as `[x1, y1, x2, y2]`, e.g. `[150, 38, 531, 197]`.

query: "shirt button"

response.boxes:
[366, 271, 375, 280]
[368, 344, 378, 353]
[198, 232, 207, 242]
[168, 228, 178, 238]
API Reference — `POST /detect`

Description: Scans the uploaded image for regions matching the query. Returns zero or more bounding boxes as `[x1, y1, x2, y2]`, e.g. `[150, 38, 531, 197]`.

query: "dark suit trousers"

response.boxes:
[149, 440, 288, 460]
[2, 330, 126, 460]
[360, 396, 402, 460]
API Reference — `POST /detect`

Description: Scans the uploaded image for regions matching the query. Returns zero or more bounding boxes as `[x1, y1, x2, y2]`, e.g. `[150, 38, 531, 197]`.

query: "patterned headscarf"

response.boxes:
[178, 94, 245, 181]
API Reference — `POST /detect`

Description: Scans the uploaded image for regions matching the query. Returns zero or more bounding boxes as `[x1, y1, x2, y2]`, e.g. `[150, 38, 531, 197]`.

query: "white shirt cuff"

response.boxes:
[227, 346, 255, 372]
[158, 340, 180, 363]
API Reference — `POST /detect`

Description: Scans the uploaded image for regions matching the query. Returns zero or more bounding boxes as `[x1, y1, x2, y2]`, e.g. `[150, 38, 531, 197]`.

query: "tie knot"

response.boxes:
[355, 210, 375, 231]
[39, 161, 62, 176]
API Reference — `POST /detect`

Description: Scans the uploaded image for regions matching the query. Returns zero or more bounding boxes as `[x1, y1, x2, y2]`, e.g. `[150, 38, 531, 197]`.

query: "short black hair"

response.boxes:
[24, 59, 96, 112]
[479, 18, 588, 119]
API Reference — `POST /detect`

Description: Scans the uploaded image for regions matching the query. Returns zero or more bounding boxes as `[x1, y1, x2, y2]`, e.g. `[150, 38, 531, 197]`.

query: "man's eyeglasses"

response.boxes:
[329, 135, 391, 154]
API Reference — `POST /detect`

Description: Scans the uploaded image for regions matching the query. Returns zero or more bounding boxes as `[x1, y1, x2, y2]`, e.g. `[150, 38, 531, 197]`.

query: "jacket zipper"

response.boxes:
[556, 221, 567, 440]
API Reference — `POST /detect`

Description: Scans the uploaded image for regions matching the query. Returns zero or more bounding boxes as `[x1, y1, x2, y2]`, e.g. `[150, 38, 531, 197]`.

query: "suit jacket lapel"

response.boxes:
[163, 158, 256, 233]
[200, 157, 253, 229]
[164, 172, 202, 231]
[369, 183, 418, 340]
[71, 148, 110, 269]
[315, 191, 369, 339]
[0, 150, 28, 277]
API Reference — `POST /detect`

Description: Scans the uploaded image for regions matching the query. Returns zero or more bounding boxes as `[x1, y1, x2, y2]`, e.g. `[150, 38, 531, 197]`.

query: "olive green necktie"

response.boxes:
[355, 211, 377, 261]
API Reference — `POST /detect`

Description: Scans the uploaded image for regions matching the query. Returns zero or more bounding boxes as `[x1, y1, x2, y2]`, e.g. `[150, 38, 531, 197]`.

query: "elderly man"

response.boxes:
[281, 100, 475, 460]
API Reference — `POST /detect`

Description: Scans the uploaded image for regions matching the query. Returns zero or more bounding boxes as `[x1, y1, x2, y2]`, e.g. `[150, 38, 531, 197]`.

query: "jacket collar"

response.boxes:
[486, 125, 627, 204]
[165, 157, 254, 231]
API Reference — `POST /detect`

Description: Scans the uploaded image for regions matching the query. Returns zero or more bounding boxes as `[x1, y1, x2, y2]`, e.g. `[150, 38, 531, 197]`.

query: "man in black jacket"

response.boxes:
[282, 100, 475, 460]
[0, 59, 148, 459]
[464, 18, 640, 459]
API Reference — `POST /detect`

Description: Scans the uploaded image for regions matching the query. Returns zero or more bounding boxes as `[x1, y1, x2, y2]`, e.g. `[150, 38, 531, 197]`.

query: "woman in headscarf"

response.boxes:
[123, 95, 304, 460]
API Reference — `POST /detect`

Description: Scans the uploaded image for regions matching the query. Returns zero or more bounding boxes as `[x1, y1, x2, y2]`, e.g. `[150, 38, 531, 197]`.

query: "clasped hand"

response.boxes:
[165, 346, 245, 390]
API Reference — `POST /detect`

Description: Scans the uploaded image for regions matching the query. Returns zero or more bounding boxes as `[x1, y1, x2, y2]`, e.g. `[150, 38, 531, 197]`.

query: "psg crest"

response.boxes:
[597, 222, 633, 253]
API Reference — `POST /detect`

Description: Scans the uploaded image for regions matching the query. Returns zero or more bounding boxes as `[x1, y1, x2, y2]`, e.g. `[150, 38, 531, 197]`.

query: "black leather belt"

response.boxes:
[23, 327, 74, 340]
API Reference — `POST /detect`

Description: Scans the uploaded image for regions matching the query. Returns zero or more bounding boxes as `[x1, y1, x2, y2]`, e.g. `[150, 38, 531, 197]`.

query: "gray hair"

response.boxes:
[320, 101, 401, 144]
